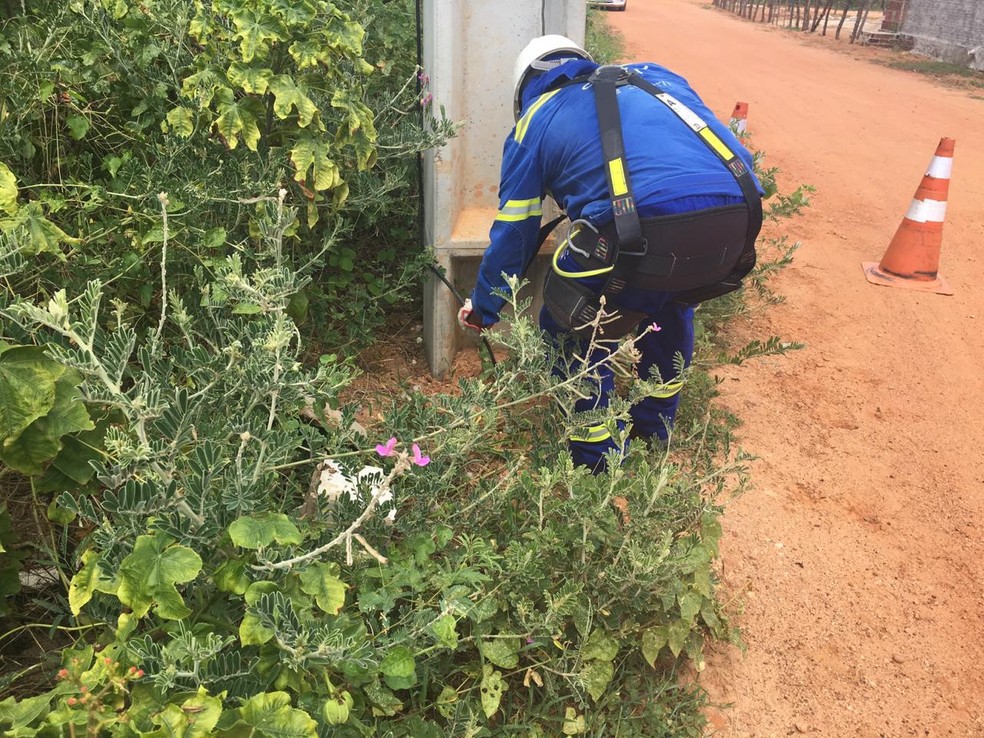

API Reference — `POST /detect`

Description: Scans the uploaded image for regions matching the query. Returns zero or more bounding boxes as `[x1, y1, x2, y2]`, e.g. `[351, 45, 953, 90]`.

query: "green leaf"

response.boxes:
[430, 613, 458, 649]
[298, 562, 347, 614]
[213, 89, 262, 151]
[0, 162, 17, 215]
[380, 646, 417, 691]
[226, 63, 273, 95]
[435, 685, 458, 719]
[0, 347, 59, 447]
[581, 630, 618, 662]
[230, 8, 284, 63]
[289, 134, 340, 191]
[679, 591, 703, 625]
[701, 513, 723, 556]
[581, 659, 614, 702]
[0, 202, 79, 255]
[641, 626, 668, 668]
[667, 619, 690, 658]
[228, 512, 302, 549]
[69, 551, 116, 616]
[0, 692, 53, 730]
[37, 415, 112, 491]
[66, 114, 90, 140]
[166, 107, 195, 138]
[1, 368, 94, 475]
[363, 679, 403, 717]
[239, 613, 274, 647]
[481, 636, 519, 669]
[117, 532, 202, 619]
[145, 688, 223, 738]
[479, 663, 505, 719]
[214, 558, 250, 595]
[220, 691, 316, 738]
[269, 75, 318, 128]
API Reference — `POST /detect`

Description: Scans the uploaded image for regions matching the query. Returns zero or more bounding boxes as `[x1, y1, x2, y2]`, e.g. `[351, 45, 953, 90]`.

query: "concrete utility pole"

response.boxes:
[421, 0, 587, 377]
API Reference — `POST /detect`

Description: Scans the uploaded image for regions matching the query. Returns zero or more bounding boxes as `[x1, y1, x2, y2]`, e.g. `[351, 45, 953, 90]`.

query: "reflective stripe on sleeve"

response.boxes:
[495, 197, 543, 223]
[568, 423, 612, 444]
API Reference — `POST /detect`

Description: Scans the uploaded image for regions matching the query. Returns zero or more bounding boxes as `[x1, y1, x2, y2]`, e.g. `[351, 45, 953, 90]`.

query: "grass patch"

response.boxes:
[585, 8, 626, 63]
[882, 57, 984, 88]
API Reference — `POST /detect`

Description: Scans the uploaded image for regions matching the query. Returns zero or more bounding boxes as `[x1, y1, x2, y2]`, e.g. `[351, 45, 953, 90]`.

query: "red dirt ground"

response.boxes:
[603, 1, 984, 735]
[359, 2, 984, 734]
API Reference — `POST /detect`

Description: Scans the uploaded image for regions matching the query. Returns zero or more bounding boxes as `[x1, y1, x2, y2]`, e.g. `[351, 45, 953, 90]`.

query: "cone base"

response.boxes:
[861, 262, 953, 295]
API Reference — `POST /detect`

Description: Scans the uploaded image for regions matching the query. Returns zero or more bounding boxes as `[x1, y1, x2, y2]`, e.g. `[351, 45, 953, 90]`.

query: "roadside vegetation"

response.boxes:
[0, 3, 808, 736]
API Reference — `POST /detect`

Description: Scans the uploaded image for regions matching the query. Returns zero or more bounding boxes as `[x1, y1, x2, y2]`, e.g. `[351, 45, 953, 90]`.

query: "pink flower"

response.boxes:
[650, 322, 662, 332]
[411, 443, 430, 467]
[375, 437, 398, 457]
[420, 92, 433, 107]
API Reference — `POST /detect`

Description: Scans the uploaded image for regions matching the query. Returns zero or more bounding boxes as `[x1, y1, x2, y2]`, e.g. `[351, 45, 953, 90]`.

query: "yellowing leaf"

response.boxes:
[0, 346, 59, 446]
[231, 691, 317, 738]
[165, 107, 195, 138]
[1, 202, 79, 255]
[69, 551, 116, 616]
[641, 626, 668, 668]
[269, 75, 318, 127]
[214, 92, 262, 151]
[144, 689, 222, 738]
[231, 8, 284, 63]
[0, 162, 16, 215]
[117, 532, 202, 620]
[581, 659, 614, 702]
[481, 636, 519, 669]
[288, 39, 329, 70]
[581, 629, 618, 662]
[290, 135, 340, 191]
[1, 368, 94, 475]
[227, 62, 273, 95]
[480, 663, 506, 718]
[298, 561, 347, 614]
[228, 512, 302, 549]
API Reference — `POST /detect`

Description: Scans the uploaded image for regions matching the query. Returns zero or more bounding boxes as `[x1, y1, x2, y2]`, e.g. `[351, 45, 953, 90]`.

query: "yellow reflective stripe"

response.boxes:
[495, 197, 543, 223]
[608, 158, 628, 196]
[515, 89, 561, 143]
[569, 424, 612, 443]
[698, 128, 734, 161]
[649, 379, 685, 399]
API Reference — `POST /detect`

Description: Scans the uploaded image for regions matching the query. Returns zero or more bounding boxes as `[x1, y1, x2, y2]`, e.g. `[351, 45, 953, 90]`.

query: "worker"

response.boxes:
[458, 35, 763, 472]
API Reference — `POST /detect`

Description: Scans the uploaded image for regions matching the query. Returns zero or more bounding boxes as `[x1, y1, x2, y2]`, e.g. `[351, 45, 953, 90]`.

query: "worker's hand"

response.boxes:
[457, 299, 485, 332]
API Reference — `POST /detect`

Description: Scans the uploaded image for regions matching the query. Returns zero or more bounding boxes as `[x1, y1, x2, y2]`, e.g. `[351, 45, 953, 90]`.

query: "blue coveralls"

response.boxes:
[469, 60, 762, 471]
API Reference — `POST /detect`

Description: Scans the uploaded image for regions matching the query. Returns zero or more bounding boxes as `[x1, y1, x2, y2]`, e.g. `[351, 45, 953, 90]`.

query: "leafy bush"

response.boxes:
[0, 0, 454, 348]
[0, 192, 748, 735]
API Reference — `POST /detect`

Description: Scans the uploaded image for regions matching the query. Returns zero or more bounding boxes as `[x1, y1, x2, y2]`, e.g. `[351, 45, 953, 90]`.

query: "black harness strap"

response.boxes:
[590, 66, 644, 250]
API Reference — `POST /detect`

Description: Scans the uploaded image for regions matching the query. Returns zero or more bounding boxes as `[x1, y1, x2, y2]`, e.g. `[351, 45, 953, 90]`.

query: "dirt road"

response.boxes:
[608, 1, 984, 736]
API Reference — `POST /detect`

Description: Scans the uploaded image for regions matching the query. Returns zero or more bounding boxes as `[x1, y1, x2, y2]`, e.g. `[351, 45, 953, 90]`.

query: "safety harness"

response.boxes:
[543, 65, 764, 338]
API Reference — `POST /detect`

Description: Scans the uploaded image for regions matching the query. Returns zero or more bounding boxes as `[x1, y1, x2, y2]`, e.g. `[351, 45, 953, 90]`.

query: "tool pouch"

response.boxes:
[543, 270, 647, 339]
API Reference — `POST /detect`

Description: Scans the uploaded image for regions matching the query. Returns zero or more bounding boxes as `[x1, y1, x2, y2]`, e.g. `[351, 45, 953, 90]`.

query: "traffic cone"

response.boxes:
[862, 137, 955, 295]
[729, 101, 749, 135]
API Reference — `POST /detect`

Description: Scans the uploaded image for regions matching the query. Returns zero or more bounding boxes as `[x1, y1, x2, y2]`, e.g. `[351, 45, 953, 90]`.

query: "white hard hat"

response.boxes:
[512, 34, 593, 120]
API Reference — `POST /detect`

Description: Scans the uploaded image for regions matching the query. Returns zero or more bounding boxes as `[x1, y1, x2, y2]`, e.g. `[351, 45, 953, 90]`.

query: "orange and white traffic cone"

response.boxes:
[862, 137, 955, 295]
[729, 102, 749, 136]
